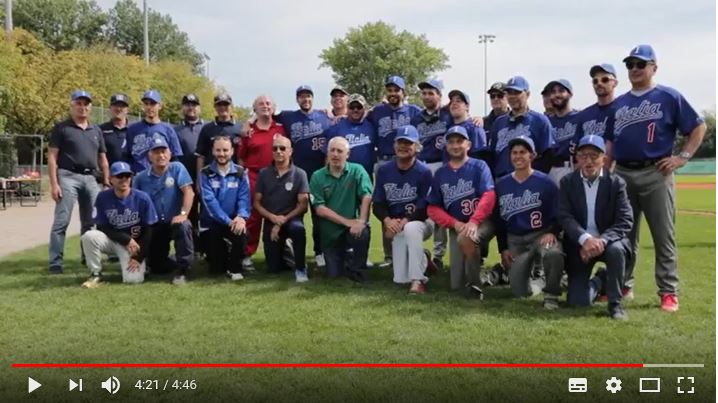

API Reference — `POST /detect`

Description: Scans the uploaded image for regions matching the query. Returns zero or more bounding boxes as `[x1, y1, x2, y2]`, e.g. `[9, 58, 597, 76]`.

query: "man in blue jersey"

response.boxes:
[124, 90, 183, 173]
[447, 90, 488, 160]
[608, 45, 706, 312]
[427, 126, 495, 297]
[323, 94, 376, 177]
[276, 85, 333, 268]
[571, 64, 619, 158]
[80, 161, 158, 288]
[495, 136, 563, 309]
[373, 126, 435, 294]
[545, 79, 579, 184]
[490, 76, 555, 178]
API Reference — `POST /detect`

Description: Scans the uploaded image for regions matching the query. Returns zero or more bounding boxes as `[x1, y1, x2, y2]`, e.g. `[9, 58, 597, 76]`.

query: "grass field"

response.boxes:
[0, 179, 714, 402]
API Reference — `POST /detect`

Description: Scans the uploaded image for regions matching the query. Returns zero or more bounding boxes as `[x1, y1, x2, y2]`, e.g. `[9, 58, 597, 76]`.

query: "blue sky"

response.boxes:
[97, 0, 716, 114]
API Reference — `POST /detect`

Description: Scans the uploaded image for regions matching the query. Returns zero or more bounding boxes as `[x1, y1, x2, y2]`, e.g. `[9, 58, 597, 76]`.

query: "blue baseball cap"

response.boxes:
[577, 134, 606, 153]
[385, 75, 406, 91]
[149, 136, 169, 151]
[623, 44, 657, 63]
[142, 89, 161, 103]
[296, 85, 313, 96]
[71, 90, 92, 102]
[445, 125, 470, 141]
[418, 79, 443, 93]
[544, 79, 573, 95]
[508, 135, 535, 153]
[589, 63, 617, 78]
[110, 161, 133, 177]
[504, 76, 530, 92]
[448, 89, 470, 104]
[395, 125, 419, 143]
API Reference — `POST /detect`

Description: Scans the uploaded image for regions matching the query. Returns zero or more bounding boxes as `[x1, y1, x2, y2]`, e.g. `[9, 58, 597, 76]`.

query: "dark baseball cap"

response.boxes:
[487, 82, 505, 94]
[71, 90, 92, 103]
[448, 89, 470, 104]
[296, 85, 314, 96]
[330, 86, 348, 96]
[110, 93, 129, 106]
[214, 93, 232, 105]
[182, 93, 200, 105]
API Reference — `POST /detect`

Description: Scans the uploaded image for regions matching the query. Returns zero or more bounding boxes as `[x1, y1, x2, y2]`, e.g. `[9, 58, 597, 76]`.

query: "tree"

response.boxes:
[319, 21, 449, 105]
[107, 0, 204, 73]
[674, 110, 715, 159]
[11, 0, 108, 51]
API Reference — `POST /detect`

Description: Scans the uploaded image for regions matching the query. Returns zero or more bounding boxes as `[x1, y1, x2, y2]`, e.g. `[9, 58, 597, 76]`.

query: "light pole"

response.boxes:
[5, 0, 13, 38]
[143, 0, 149, 66]
[203, 53, 211, 78]
[477, 34, 496, 116]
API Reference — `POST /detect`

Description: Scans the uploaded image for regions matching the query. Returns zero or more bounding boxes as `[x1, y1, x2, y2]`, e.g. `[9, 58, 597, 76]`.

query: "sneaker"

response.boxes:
[49, 266, 64, 275]
[609, 303, 628, 320]
[172, 274, 187, 286]
[226, 271, 244, 281]
[424, 250, 438, 276]
[367, 259, 376, 269]
[660, 294, 679, 312]
[432, 257, 445, 271]
[315, 254, 326, 268]
[378, 257, 392, 269]
[242, 257, 255, 272]
[295, 268, 309, 283]
[492, 263, 509, 285]
[464, 284, 484, 300]
[622, 287, 634, 301]
[543, 297, 559, 310]
[409, 281, 426, 294]
[81, 275, 102, 289]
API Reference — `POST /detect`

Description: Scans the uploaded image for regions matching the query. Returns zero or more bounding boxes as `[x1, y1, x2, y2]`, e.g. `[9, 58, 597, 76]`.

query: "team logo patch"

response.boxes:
[285, 182, 294, 191]
[165, 177, 175, 188]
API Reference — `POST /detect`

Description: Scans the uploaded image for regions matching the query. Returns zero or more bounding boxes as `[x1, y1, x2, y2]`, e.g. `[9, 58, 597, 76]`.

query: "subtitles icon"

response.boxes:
[101, 376, 121, 395]
[568, 378, 588, 393]
[639, 378, 661, 393]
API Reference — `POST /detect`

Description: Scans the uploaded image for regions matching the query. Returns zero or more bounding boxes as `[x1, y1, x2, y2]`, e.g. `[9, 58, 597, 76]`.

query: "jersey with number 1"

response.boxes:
[495, 171, 557, 235]
[276, 110, 332, 176]
[427, 158, 494, 222]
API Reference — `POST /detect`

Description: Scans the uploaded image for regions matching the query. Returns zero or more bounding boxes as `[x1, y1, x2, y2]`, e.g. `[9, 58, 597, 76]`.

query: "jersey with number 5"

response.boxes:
[427, 158, 494, 222]
[93, 188, 158, 238]
[495, 171, 557, 235]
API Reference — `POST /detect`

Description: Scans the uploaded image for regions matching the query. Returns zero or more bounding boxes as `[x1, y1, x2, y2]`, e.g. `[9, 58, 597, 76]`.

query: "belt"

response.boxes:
[64, 167, 96, 175]
[616, 157, 665, 170]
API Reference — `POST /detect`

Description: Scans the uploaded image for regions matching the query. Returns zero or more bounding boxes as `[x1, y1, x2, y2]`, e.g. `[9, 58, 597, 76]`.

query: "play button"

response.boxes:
[28, 377, 41, 393]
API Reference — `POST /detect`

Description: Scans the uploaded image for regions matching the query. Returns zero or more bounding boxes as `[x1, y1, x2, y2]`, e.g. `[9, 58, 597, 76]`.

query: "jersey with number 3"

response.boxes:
[607, 85, 703, 161]
[427, 158, 494, 222]
[495, 171, 557, 235]
[373, 160, 432, 218]
[93, 188, 158, 238]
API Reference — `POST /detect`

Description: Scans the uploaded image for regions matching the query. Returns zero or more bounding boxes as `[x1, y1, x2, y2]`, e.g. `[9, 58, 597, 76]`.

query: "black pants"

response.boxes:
[263, 218, 306, 273]
[566, 240, 628, 306]
[148, 221, 195, 275]
[204, 226, 247, 274]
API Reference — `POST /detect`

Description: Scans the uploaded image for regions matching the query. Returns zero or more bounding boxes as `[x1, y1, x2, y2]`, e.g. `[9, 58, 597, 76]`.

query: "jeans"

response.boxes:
[323, 227, 370, 280]
[263, 218, 307, 273]
[148, 221, 195, 274]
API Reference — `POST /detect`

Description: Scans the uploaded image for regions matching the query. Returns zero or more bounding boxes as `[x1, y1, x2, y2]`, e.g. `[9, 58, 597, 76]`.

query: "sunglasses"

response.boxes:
[349, 104, 364, 110]
[625, 60, 649, 70]
[592, 77, 612, 85]
[272, 145, 287, 152]
[489, 93, 505, 99]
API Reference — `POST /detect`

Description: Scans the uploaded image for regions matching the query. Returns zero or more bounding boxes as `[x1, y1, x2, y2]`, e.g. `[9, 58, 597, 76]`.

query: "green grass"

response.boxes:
[0, 190, 715, 402]
[677, 189, 715, 212]
[675, 175, 715, 184]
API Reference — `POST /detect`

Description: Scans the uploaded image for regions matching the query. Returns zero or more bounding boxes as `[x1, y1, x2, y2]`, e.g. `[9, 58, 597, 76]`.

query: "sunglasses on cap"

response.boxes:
[625, 60, 649, 70]
[272, 145, 287, 152]
[489, 93, 504, 99]
[592, 77, 612, 85]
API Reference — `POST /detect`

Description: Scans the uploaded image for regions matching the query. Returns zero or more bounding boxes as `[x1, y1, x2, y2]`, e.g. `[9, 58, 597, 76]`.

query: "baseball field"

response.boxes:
[0, 175, 714, 402]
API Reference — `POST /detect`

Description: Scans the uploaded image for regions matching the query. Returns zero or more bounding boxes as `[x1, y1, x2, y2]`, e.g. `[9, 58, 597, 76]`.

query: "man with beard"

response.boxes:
[541, 86, 556, 117]
[323, 94, 376, 177]
[99, 93, 130, 166]
[571, 64, 619, 151]
[545, 79, 579, 184]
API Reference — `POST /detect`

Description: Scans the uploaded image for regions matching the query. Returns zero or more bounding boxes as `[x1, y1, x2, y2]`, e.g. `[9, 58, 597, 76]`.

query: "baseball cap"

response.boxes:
[110, 161, 133, 177]
[109, 93, 129, 106]
[589, 63, 617, 78]
[385, 75, 406, 90]
[182, 93, 200, 105]
[149, 136, 169, 151]
[395, 125, 419, 143]
[504, 76, 530, 92]
[214, 93, 232, 105]
[577, 134, 606, 153]
[445, 125, 470, 141]
[347, 93, 367, 107]
[623, 44, 657, 63]
[448, 89, 470, 104]
[142, 90, 161, 103]
[296, 85, 313, 96]
[71, 90, 92, 102]
[330, 86, 348, 96]
[544, 79, 573, 95]
[508, 135, 536, 153]
[487, 82, 505, 94]
[418, 79, 443, 93]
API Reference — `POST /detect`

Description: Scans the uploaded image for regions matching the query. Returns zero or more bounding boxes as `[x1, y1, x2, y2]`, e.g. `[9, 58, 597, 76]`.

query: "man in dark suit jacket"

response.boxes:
[559, 135, 633, 320]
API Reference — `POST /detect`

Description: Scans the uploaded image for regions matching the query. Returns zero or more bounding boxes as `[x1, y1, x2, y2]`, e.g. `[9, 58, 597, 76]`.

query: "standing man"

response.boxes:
[195, 93, 243, 177]
[238, 95, 287, 270]
[494, 136, 563, 308]
[545, 79, 579, 184]
[174, 93, 204, 248]
[276, 85, 333, 268]
[447, 89, 488, 160]
[541, 85, 556, 117]
[572, 64, 619, 147]
[199, 136, 251, 280]
[323, 94, 377, 178]
[490, 76, 555, 178]
[80, 161, 157, 288]
[329, 86, 349, 119]
[483, 82, 510, 136]
[427, 126, 495, 296]
[125, 90, 183, 173]
[373, 126, 434, 294]
[309, 137, 373, 282]
[48, 90, 109, 274]
[99, 93, 130, 166]
[559, 135, 633, 320]
[607, 45, 706, 312]
[133, 138, 195, 285]
[254, 136, 310, 281]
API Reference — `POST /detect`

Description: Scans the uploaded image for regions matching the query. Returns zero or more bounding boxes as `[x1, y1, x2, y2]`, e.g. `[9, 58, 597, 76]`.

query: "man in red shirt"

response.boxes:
[238, 95, 288, 267]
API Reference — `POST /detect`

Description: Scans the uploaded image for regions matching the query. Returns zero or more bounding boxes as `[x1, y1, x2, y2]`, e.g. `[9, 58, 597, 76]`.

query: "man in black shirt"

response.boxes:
[99, 93, 130, 166]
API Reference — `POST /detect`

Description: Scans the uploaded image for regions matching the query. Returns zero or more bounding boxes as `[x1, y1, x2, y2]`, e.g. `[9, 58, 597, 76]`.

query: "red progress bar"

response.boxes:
[12, 363, 645, 368]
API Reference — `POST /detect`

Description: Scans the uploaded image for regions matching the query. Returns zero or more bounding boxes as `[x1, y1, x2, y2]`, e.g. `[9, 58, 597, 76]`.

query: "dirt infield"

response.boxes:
[676, 182, 715, 190]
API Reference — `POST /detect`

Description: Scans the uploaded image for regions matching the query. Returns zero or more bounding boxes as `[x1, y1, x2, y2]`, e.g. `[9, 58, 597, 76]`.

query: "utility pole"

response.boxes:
[143, 0, 149, 66]
[477, 34, 496, 116]
[5, 0, 13, 39]
[203, 53, 211, 78]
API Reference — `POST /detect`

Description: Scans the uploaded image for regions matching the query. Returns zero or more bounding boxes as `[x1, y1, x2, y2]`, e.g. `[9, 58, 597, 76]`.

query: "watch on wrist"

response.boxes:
[180, 210, 187, 216]
[678, 151, 692, 160]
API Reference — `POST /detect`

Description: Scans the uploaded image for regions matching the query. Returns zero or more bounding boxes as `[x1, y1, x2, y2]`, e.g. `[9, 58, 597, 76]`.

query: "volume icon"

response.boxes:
[101, 376, 120, 394]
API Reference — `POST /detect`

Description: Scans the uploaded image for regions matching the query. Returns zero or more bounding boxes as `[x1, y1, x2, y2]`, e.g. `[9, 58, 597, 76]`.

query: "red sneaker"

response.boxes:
[409, 281, 426, 294]
[660, 294, 679, 312]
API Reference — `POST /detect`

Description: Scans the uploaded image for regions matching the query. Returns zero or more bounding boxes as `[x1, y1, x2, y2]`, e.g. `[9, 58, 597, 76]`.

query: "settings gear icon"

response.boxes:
[605, 377, 622, 393]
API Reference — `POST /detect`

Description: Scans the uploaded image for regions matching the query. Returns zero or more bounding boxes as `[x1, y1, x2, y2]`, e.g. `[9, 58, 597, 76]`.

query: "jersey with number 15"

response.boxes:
[427, 158, 494, 222]
[276, 110, 333, 176]
[495, 171, 557, 235]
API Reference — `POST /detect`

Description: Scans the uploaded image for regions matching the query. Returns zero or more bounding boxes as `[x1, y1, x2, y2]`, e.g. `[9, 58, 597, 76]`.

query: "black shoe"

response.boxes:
[608, 303, 628, 321]
[464, 284, 484, 300]
[49, 266, 63, 275]
[348, 270, 365, 283]
[432, 257, 444, 271]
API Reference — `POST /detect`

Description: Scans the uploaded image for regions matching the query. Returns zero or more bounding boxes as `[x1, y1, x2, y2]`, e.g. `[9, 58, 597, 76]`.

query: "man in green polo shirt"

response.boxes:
[310, 137, 373, 282]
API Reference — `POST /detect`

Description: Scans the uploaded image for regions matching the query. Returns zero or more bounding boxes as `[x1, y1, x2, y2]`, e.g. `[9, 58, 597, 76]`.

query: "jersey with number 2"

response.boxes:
[495, 171, 557, 235]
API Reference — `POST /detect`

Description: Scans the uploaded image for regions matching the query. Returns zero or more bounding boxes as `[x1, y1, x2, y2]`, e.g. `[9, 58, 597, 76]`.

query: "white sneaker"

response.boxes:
[295, 269, 309, 283]
[315, 254, 326, 268]
[242, 257, 255, 272]
[226, 271, 244, 281]
[81, 275, 102, 289]
[366, 259, 375, 268]
[172, 275, 187, 286]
